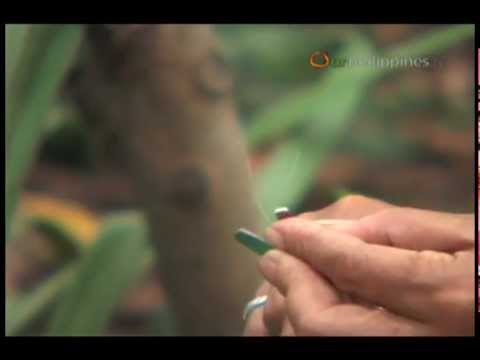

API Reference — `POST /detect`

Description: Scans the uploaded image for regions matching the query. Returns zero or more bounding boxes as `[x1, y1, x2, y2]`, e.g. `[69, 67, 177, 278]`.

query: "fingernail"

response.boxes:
[274, 207, 293, 220]
[264, 227, 284, 248]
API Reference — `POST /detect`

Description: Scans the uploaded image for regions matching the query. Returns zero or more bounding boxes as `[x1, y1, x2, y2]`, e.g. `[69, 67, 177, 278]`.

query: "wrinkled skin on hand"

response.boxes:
[244, 195, 474, 336]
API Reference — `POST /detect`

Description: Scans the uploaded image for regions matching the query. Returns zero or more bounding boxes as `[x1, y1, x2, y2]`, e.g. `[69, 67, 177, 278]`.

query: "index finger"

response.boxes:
[299, 195, 395, 220]
[327, 208, 474, 252]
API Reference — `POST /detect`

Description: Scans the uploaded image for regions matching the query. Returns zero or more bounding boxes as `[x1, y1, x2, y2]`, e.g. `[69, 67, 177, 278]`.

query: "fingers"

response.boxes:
[262, 286, 286, 336]
[258, 249, 429, 336]
[243, 282, 290, 337]
[299, 195, 395, 220]
[328, 208, 474, 252]
[265, 218, 454, 322]
[259, 249, 341, 326]
[297, 195, 473, 252]
[243, 282, 271, 336]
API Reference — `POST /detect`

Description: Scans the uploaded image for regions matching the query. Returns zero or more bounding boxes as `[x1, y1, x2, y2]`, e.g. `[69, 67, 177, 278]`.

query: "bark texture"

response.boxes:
[71, 25, 262, 335]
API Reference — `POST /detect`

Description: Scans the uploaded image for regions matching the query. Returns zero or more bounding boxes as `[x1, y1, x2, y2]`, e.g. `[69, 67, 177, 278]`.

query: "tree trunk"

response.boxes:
[70, 25, 262, 335]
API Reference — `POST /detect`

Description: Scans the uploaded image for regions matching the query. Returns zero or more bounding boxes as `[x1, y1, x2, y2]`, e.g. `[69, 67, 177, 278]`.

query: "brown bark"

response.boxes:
[70, 25, 262, 335]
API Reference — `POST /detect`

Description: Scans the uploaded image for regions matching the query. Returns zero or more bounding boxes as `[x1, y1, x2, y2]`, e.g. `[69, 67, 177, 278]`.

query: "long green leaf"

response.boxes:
[252, 25, 474, 215]
[5, 24, 30, 99]
[247, 25, 474, 148]
[5, 25, 83, 243]
[254, 140, 320, 222]
[6, 263, 78, 336]
[48, 212, 153, 336]
[5, 24, 31, 152]
[7, 25, 58, 148]
[247, 37, 377, 148]
[385, 24, 474, 59]
[29, 216, 86, 257]
[253, 38, 377, 217]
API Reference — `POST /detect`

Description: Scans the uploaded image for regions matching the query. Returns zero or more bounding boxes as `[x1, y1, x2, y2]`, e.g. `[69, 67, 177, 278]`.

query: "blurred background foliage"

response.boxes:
[5, 24, 474, 335]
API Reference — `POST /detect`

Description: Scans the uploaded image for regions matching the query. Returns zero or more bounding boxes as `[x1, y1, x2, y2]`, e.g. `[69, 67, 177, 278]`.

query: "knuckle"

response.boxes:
[298, 211, 317, 220]
[278, 223, 313, 257]
[336, 194, 370, 208]
[433, 288, 472, 314]
[332, 264, 352, 291]
[330, 245, 364, 291]
[275, 258, 295, 289]
[375, 207, 397, 219]
[405, 251, 438, 290]
[365, 207, 416, 247]
[429, 257, 473, 317]
[373, 207, 405, 222]
[294, 236, 309, 261]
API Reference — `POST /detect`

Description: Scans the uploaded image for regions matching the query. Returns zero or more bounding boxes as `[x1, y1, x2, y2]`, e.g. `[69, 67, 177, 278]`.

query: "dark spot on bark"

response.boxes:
[87, 25, 153, 83]
[195, 49, 232, 101]
[167, 168, 210, 211]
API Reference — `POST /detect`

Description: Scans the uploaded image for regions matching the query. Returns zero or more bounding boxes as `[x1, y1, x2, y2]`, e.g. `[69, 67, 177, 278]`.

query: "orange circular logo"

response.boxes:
[309, 51, 330, 69]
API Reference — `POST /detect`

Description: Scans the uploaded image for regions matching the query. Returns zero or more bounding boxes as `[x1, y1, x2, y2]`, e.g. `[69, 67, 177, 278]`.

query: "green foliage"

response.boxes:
[150, 307, 178, 336]
[217, 25, 355, 83]
[5, 212, 153, 336]
[6, 264, 78, 336]
[5, 25, 83, 243]
[248, 25, 473, 217]
[385, 24, 474, 59]
[247, 37, 377, 147]
[253, 37, 377, 218]
[5, 24, 30, 96]
[247, 25, 474, 149]
[5, 24, 157, 337]
[254, 140, 326, 222]
[29, 217, 86, 258]
[48, 213, 153, 336]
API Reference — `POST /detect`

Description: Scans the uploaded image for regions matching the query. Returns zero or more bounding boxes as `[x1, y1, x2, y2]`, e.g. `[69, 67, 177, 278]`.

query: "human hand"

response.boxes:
[258, 204, 474, 336]
[243, 195, 394, 336]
